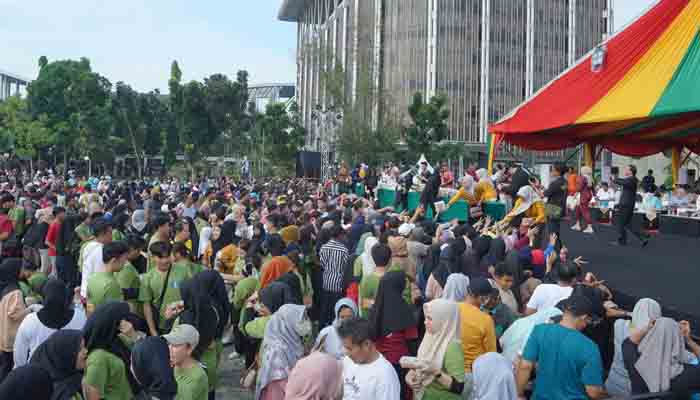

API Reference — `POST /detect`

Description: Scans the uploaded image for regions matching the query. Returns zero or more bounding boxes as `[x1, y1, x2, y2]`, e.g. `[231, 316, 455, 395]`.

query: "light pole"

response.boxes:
[84, 156, 91, 177]
[311, 104, 343, 183]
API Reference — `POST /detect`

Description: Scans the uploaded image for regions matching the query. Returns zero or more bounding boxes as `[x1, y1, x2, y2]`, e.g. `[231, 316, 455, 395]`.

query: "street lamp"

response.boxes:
[84, 156, 91, 178]
[311, 104, 343, 183]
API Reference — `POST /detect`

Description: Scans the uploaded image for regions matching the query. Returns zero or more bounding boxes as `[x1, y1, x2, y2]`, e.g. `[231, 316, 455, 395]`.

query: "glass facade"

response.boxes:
[291, 0, 609, 147]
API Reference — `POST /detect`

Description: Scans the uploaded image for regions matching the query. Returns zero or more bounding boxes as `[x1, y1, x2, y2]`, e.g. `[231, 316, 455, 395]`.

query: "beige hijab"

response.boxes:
[411, 299, 460, 399]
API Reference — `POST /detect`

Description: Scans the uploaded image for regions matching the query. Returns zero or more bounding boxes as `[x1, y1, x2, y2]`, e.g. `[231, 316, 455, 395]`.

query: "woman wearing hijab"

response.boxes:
[259, 234, 294, 289]
[256, 304, 311, 400]
[406, 299, 464, 400]
[13, 278, 87, 367]
[370, 270, 419, 399]
[240, 281, 296, 340]
[131, 337, 178, 400]
[464, 236, 492, 278]
[499, 307, 562, 365]
[427, 239, 466, 300]
[197, 226, 212, 260]
[233, 276, 261, 370]
[176, 277, 221, 398]
[606, 298, 662, 396]
[473, 169, 497, 204]
[447, 175, 477, 208]
[0, 364, 54, 399]
[472, 352, 518, 400]
[0, 258, 31, 379]
[622, 317, 700, 395]
[285, 351, 344, 400]
[82, 301, 135, 400]
[128, 209, 147, 237]
[315, 298, 358, 359]
[501, 186, 545, 228]
[442, 274, 470, 303]
[276, 272, 304, 306]
[30, 329, 87, 400]
[203, 222, 238, 276]
[479, 238, 506, 275]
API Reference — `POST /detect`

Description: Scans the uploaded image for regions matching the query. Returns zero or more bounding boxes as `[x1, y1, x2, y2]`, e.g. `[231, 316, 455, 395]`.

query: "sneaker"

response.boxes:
[571, 223, 581, 231]
[583, 226, 594, 234]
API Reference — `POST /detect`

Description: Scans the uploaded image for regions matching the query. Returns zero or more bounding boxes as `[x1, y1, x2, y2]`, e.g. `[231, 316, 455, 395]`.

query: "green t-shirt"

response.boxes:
[358, 265, 408, 317]
[175, 363, 209, 400]
[242, 315, 271, 339]
[424, 341, 465, 400]
[84, 349, 133, 400]
[9, 207, 26, 236]
[115, 262, 141, 305]
[87, 272, 123, 309]
[139, 263, 192, 330]
[173, 259, 205, 277]
[75, 222, 93, 243]
[200, 342, 219, 391]
[27, 272, 48, 297]
[19, 281, 32, 299]
[112, 229, 126, 242]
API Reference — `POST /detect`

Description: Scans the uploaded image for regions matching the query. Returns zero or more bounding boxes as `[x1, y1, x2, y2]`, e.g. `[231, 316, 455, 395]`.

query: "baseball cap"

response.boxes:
[469, 277, 499, 297]
[163, 324, 200, 348]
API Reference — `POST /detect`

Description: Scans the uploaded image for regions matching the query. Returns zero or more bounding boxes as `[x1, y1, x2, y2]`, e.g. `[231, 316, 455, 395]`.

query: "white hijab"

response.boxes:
[476, 168, 491, 183]
[412, 299, 460, 400]
[198, 226, 212, 258]
[360, 236, 379, 277]
[473, 353, 518, 400]
[630, 298, 662, 331]
[460, 175, 475, 195]
[510, 186, 541, 217]
[441, 274, 470, 302]
[315, 298, 358, 360]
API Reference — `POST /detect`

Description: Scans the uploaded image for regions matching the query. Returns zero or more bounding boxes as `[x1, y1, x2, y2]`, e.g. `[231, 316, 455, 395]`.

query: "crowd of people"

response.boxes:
[0, 163, 698, 400]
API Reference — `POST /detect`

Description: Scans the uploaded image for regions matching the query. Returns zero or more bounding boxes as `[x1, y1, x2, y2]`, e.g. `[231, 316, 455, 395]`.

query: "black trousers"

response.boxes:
[616, 206, 646, 244]
[395, 190, 409, 212]
[0, 351, 13, 382]
[319, 289, 344, 329]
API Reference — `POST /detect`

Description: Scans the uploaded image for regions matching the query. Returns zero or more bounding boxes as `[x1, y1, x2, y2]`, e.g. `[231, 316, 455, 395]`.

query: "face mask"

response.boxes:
[296, 319, 312, 337]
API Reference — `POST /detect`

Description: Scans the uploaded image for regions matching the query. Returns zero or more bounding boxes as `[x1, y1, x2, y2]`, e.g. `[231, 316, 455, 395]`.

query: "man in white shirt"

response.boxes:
[525, 261, 577, 315]
[79, 219, 113, 299]
[337, 318, 400, 400]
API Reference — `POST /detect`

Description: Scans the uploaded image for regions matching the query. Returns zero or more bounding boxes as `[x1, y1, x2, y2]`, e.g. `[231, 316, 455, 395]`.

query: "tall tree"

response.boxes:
[405, 92, 451, 162]
[255, 102, 305, 175]
[0, 96, 54, 173]
[26, 57, 111, 170]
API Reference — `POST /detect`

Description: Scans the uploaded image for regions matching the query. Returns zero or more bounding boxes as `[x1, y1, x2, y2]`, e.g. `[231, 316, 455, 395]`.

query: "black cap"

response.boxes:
[469, 278, 499, 297]
[558, 295, 594, 318]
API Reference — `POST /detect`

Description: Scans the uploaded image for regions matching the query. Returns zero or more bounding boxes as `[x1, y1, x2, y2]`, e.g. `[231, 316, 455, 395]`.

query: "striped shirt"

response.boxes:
[319, 239, 349, 292]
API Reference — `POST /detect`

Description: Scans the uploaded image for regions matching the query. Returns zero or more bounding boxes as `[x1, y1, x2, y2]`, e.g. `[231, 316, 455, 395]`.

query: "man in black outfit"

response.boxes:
[544, 163, 568, 250]
[613, 165, 648, 247]
[507, 163, 531, 199]
[419, 169, 441, 220]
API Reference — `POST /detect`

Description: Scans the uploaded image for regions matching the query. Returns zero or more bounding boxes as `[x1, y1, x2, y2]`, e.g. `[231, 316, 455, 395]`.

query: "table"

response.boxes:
[659, 214, 700, 237]
[483, 202, 506, 221]
[376, 188, 470, 222]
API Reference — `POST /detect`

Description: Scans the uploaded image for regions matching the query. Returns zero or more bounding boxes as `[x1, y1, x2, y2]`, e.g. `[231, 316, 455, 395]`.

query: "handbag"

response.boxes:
[151, 265, 174, 335]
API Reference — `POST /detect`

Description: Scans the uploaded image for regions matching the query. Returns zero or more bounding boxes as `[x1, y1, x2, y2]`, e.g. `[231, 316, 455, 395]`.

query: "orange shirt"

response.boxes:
[458, 302, 497, 372]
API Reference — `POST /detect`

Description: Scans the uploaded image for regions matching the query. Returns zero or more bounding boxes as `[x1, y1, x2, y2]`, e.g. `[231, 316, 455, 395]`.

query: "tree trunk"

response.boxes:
[63, 148, 68, 177]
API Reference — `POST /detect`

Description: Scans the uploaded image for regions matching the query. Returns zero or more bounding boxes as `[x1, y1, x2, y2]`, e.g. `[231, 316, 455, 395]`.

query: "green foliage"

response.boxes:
[255, 102, 305, 173]
[405, 92, 451, 162]
[0, 96, 54, 159]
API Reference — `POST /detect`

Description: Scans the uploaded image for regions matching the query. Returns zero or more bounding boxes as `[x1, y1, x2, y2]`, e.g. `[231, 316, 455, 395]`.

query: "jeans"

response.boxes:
[462, 372, 474, 400]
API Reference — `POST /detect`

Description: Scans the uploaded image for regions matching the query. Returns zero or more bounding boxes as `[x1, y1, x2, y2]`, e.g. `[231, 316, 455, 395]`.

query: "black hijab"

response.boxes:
[131, 337, 178, 400]
[0, 258, 22, 298]
[259, 281, 296, 314]
[37, 279, 75, 330]
[193, 270, 231, 339]
[369, 271, 417, 338]
[210, 220, 235, 266]
[179, 279, 219, 360]
[0, 365, 54, 399]
[82, 301, 137, 392]
[29, 330, 83, 400]
[432, 239, 467, 287]
[275, 272, 303, 305]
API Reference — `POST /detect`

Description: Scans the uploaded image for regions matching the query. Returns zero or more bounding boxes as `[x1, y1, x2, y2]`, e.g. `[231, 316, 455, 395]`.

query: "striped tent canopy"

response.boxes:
[488, 0, 700, 163]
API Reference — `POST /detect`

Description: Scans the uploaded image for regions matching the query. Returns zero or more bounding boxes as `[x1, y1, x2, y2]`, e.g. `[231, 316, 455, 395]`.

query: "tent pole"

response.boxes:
[584, 143, 596, 169]
[671, 146, 682, 185]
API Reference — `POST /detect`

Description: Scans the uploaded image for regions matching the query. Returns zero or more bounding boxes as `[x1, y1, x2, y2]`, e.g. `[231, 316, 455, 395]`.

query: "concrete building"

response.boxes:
[0, 69, 29, 100]
[279, 0, 614, 154]
[249, 83, 296, 113]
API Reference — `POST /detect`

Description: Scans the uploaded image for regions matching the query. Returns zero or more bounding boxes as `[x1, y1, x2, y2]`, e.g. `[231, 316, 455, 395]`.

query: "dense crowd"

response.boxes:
[0, 163, 698, 400]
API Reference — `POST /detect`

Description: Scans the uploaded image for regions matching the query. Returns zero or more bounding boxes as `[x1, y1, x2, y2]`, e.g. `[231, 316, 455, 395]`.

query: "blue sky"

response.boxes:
[1, 0, 657, 93]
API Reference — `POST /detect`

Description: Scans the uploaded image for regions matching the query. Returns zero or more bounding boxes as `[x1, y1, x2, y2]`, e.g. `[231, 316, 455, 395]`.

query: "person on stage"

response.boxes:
[543, 163, 567, 250]
[613, 165, 648, 247]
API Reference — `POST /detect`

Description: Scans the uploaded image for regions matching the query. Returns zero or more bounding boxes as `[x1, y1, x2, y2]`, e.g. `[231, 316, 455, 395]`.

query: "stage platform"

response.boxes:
[561, 224, 700, 332]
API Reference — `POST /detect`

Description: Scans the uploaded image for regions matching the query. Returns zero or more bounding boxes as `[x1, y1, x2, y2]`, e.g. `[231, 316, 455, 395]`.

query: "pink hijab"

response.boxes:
[285, 352, 343, 400]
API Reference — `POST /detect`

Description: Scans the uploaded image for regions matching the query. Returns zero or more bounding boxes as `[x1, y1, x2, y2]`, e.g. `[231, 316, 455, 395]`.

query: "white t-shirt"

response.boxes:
[12, 307, 87, 368]
[343, 354, 400, 400]
[526, 284, 573, 312]
[80, 241, 104, 299]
